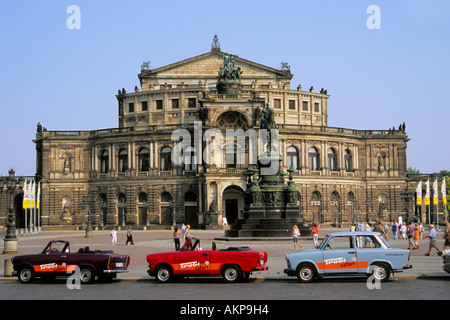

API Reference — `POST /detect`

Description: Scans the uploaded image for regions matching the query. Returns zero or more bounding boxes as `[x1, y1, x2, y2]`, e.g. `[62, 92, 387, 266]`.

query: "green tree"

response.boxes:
[407, 167, 421, 175]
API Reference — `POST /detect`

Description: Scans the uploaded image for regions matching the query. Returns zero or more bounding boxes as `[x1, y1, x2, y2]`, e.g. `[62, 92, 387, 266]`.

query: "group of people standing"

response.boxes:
[172, 224, 191, 251]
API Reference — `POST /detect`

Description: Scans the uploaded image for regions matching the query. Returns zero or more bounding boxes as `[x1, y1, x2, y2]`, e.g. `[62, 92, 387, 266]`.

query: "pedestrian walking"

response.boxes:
[292, 225, 303, 251]
[419, 222, 424, 239]
[400, 224, 407, 239]
[173, 227, 181, 251]
[392, 221, 398, 240]
[111, 227, 117, 245]
[384, 223, 389, 238]
[375, 221, 387, 239]
[413, 224, 420, 249]
[311, 223, 319, 248]
[126, 226, 134, 245]
[424, 225, 442, 256]
[407, 221, 417, 250]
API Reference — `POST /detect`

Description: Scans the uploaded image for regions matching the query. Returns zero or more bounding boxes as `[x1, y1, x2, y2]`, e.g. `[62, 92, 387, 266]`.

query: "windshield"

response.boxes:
[43, 241, 70, 254]
[317, 235, 330, 249]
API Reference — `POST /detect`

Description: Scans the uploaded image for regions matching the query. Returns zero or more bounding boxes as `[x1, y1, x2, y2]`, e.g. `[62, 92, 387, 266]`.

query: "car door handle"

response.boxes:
[348, 251, 355, 254]
[202, 253, 209, 256]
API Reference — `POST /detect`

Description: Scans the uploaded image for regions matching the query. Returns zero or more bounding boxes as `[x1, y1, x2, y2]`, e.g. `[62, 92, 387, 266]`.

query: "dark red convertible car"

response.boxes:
[11, 240, 130, 284]
[146, 238, 268, 283]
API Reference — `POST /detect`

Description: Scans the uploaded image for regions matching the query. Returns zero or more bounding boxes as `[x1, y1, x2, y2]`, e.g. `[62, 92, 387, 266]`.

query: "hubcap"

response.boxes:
[300, 267, 313, 281]
[225, 267, 238, 281]
[158, 268, 170, 281]
[20, 269, 32, 282]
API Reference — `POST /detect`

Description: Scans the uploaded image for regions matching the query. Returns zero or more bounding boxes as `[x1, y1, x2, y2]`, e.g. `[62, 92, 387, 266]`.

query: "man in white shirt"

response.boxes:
[424, 225, 442, 256]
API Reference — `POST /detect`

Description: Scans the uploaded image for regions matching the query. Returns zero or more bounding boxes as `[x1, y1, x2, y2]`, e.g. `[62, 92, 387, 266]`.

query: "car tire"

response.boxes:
[296, 263, 317, 283]
[370, 263, 391, 282]
[18, 266, 34, 284]
[79, 266, 95, 284]
[155, 264, 173, 283]
[222, 264, 242, 283]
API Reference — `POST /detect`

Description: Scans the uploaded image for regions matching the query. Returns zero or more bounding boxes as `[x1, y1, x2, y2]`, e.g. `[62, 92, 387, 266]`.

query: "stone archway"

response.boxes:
[222, 185, 245, 225]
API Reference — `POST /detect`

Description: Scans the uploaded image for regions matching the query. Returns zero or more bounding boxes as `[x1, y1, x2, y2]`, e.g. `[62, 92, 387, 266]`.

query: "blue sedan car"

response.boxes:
[284, 232, 412, 282]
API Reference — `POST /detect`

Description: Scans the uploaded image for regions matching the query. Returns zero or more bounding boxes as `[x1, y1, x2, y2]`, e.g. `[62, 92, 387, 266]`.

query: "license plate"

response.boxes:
[115, 262, 124, 268]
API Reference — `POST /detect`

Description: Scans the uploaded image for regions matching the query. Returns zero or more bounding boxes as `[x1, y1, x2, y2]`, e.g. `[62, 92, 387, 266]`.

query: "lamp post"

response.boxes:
[170, 200, 176, 228]
[82, 192, 94, 238]
[3, 169, 22, 254]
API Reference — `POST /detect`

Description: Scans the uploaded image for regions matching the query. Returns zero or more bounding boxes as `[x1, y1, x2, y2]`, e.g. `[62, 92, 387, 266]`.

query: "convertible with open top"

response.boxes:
[11, 240, 130, 284]
[146, 238, 268, 283]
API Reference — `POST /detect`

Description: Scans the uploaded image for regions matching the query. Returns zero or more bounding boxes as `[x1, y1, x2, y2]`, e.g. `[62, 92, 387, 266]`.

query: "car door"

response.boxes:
[173, 250, 210, 275]
[322, 235, 357, 273]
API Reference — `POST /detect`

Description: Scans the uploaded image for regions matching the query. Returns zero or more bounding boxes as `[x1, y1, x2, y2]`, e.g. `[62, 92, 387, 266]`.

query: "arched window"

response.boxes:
[344, 149, 353, 171]
[327, 148, 338, 171]
[138, 147, 150, 172]
[138, 192, 147, 203]
[308, 147, 319, 171]
[160, 147, 172, 171]
[287, 146, 298, 170]
[216, 111, 249, 129]
[100, 150, 109, 173]
[118, 148, 128, 173]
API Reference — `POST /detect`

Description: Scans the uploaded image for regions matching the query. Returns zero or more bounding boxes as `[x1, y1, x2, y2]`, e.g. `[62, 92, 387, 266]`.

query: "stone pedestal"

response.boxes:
[3, 238, 18, 255]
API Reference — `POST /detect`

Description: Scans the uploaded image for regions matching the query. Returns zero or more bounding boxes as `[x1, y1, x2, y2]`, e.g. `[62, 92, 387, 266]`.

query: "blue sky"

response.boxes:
[0, 0, 449, 176]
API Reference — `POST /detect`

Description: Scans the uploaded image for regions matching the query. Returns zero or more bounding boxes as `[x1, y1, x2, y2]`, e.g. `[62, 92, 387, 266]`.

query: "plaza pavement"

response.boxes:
[0, 226, 448, 282]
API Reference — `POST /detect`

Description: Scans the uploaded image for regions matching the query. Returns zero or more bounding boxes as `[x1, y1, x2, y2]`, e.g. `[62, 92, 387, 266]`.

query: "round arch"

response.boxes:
[222, 184, 245, 225]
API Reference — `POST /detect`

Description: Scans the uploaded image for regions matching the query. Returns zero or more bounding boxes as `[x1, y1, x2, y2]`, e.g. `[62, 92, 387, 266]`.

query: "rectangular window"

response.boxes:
[188, 98, 196, 108]
[141, 101, 148, 111]
[289, 100, 296, 110]
[172, 99, 179, 109]
[274, 99, 281, 109]
[302, 101, 309, 111]
[156, 100, 163, 110]
[128, 102, 134, 113]
[314, 102, 320, 113]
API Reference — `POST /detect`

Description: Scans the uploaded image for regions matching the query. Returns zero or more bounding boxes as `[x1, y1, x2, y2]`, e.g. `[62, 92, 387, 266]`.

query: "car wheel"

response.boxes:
[155, 264, 173, 283]
[18, 266, 34, 284]
[79, 267, 95, 284]
[222, 265, 242, 283]
[296, 263, 316, 283]
[370, 263, 391, 282]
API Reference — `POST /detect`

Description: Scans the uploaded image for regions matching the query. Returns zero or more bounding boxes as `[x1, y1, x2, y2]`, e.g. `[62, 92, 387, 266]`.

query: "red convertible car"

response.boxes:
[11, 240, 130, 284]
[146, 238, 268, 283]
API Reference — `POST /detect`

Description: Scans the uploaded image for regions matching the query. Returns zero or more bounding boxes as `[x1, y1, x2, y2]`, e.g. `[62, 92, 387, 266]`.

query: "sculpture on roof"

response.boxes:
[218, 54, 242, 83]
[216, 53, 243, 94]
[211, 35, 221, 51]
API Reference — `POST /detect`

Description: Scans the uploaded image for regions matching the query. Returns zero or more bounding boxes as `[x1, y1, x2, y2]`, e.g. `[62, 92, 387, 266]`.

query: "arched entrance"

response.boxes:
[184, 191, 198, 227]
[222, 185, 244, 225]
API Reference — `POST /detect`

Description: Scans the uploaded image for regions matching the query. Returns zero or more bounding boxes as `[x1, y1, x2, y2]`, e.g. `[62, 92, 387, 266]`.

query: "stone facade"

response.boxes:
[2, 40, 416, 230]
